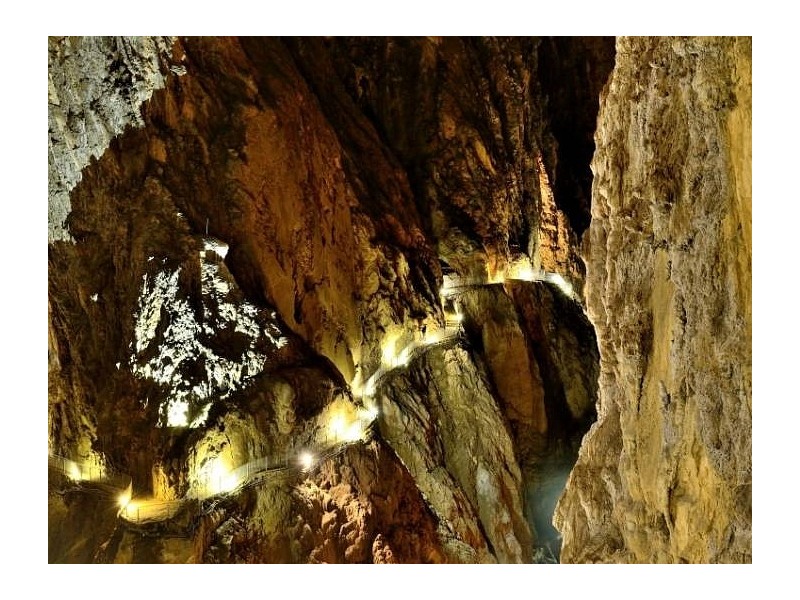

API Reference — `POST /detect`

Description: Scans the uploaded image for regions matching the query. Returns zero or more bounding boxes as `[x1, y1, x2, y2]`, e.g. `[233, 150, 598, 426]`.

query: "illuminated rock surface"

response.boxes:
[48, 36, 750, 563]
[554, 37, 752, 563]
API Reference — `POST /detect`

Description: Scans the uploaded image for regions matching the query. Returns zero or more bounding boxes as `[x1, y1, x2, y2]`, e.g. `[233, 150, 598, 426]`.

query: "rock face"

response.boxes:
[48, 36, 750, 564]
[378, 341, 532, 563]
[48, 36, 179, 243]
[298, 37, 614, 287]
[555, 37, 752, 563]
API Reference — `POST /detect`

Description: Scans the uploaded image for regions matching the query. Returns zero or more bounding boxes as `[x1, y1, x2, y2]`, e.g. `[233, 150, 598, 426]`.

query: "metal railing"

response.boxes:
[119, 498, 184, 523]
[48, 453, 107, 482]
[51, 309, 465, 528]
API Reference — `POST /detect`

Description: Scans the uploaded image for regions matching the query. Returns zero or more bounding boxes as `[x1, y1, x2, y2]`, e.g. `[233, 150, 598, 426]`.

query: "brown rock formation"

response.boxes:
[555, 36, 752, 563]
[457, 281, 598, 558]
[48, 35, 750, 564]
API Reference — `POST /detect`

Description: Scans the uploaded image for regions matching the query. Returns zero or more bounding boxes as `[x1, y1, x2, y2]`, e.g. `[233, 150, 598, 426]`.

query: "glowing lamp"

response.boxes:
[118, 489, 132, 509]
[299, 451, 315, 472]
[67, 462, 82, 481]
[121, 501, 138, 520]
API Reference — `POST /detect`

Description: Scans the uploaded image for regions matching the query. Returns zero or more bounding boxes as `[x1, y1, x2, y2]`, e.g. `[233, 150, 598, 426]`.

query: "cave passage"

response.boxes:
[49, 254, 596, 562]
[49, 36, 612, 564]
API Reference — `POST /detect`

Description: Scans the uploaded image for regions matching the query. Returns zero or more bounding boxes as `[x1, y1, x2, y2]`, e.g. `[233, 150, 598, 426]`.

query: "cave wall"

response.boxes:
[299, 37, 614, 287]
[555, 36, 752, 563]
[48, 35, 749, 564]
[48, 36, 179, 243]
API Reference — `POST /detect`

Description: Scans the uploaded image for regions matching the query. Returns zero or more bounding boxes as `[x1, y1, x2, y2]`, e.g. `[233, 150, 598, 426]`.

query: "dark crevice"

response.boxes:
[538, 36, 615, 236]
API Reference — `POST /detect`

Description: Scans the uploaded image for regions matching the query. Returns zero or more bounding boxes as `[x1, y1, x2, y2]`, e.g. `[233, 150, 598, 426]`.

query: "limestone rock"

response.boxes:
[457, 280, 598, 556]
[377, 342, 532, 563]
[48, 36, 179, 242]
[47, 36, 750, 565]
[555, 36, 751, 563]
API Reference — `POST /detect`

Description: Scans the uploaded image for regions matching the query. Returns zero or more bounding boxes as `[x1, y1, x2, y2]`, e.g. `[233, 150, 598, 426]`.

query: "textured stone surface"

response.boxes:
[48, 36, 750, 564]
[296, 37, 611, 287]
[48, 36, 179, 242]
[555, 36, 752, 563]
[288, 442, 447, 564]
[378, 342, 531, 563]
[458, 281, 598, 557]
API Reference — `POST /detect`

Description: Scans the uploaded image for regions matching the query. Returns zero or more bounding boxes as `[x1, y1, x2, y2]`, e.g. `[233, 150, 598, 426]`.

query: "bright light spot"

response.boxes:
[299, 451, 315, 472]
[508, 259, 535, 282]
[203, 238, 229, 259]
[327, 403, 366, 443]
[381, 331, 403, 368]
[546, 273, 575, 298]
[393, 345, 412, 367]
[424, 329, 445, 345]
[219, 473, 239, 493]
[118, 489, 132, 509]
[345, 421, 363, 441]
[488, 269, 506, 285]
[440, 275, 457, 298]
[121, 501, 139, 520]
[195, 455, 239, 497]
[67, 462, 82, 481]
[329, 413, 347, 439]
[63, 453, 106, 481]
[359, 403, 379, 423]
[90, 293, 98, 302]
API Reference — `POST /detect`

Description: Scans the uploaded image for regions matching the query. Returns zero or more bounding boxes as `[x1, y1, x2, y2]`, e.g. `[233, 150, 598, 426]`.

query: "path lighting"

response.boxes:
[121, 501, 139, 520]
[299, 451, 315, 472]
[508, 261, 535, 281]
[394, 346, 412, 367]
[196, 456, 239, 497]
[118, 489, 132, 509]
[330, 413, 347, 441]
[329, 410, 364, 443]
[68, 462, 82, 481]
[547, 273, 575, 298]
[424, 330, 444, 345]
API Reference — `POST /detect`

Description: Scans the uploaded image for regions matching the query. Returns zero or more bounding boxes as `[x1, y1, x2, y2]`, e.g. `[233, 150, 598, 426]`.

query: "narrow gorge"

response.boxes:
[47, 36, 751, 564]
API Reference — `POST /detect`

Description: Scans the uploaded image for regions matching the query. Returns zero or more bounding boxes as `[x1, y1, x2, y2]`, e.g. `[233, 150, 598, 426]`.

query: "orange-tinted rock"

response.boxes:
[555, 36, 751, 563]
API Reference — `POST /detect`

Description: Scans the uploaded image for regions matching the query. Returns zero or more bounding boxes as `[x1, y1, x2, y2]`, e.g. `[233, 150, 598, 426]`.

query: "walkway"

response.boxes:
[48, 453, 133, 509]
[51, 261, 576, 528]
[440, 269, 577, 301]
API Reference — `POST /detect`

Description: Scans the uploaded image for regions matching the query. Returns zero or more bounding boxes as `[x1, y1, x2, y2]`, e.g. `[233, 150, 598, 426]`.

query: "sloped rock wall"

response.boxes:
[555, 36, 751, 563]
[48, 36, 750, 565]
